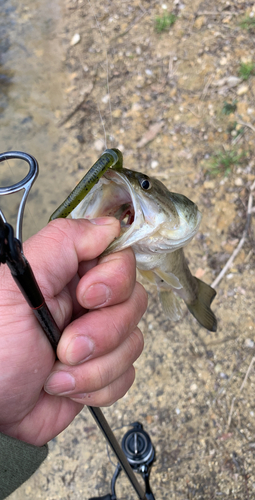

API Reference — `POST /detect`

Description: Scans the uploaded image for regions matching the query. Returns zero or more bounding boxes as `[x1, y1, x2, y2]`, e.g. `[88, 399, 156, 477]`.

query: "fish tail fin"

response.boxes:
[187, 277, 217, 332]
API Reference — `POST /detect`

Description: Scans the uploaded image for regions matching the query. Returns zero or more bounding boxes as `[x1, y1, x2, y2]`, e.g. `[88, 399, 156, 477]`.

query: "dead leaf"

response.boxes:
[217, 433, 233, 441]
[195, 268, 206, 279]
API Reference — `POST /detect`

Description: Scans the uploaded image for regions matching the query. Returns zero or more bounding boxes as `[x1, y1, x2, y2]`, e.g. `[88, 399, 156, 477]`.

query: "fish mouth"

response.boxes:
[71, 168, 155, 250]
[101, 170, 137, 231]
[90, 169, 143, 236]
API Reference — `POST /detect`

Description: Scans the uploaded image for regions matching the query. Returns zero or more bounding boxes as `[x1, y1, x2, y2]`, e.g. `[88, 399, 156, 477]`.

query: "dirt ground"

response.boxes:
[10, 0, 255, 499]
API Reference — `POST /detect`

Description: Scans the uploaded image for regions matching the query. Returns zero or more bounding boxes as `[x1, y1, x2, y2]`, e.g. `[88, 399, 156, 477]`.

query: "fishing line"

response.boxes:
[97, 103, 108, 150]
[88, 0, 113, 147]
[3, 158, 15, 180]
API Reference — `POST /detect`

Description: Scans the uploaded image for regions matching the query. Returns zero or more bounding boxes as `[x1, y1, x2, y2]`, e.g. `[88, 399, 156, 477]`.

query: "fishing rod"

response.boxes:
[0, 150, 155, 500]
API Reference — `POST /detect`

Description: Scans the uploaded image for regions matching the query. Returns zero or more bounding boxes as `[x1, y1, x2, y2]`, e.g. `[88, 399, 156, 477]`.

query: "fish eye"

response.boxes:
[139, 178, 151, 190]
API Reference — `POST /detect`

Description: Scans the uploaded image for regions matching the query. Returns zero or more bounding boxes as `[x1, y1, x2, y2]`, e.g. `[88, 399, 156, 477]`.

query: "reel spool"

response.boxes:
[122, 422, 155, 470]
[89, 422, 155, 500]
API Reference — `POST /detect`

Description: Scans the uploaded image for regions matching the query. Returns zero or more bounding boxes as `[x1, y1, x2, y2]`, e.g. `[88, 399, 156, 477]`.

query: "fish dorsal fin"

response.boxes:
[187, 277, 217, 332]
[154, 268, 182, 289]
[158, 289, 183, 321]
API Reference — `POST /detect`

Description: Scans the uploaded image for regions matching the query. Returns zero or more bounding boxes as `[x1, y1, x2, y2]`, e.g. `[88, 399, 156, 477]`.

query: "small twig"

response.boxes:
[185, 106, 201, 118]
[197, 10, 238, 16]
[240, 357, 255, 392]
[211, 180, 255, 288]
[226, 396, 236, 432]
[196, 11, 221, 16]
[244, 248, 254, 262]
[58, 96, 88, 127]
[110, 5, 148, 42]
[200, 75, 213, 100]
[168, 54, 177, 79]
[236, 118, 255, 134]
[58, 80, 94, 127]
[231, 130, 245, 146]
[211, 233, 246, 288]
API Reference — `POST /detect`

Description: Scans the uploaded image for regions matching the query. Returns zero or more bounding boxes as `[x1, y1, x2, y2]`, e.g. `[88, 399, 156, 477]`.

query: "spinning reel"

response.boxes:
[90, 422, 155, 500]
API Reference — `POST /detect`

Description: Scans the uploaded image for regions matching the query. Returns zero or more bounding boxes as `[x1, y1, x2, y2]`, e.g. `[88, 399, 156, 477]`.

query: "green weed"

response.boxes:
[240, 15, 255, 31]
[222, 101, 237, 115]
[238, 61, 255, 80]
[206, 150, 245, 177]
[155, 13, 177, 33]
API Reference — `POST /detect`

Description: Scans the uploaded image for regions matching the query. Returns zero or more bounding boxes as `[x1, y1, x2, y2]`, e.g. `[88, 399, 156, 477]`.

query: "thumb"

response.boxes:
[23, 217, 120, 298]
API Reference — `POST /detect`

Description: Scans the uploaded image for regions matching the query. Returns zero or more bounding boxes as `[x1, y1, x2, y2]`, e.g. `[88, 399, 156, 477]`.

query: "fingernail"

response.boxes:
[44, 371, 75, 395]
[66, 335, 94, 365]
[90, 217, 116, 225]
[83, 283, 111, 308]
[70, 393, 88, 400]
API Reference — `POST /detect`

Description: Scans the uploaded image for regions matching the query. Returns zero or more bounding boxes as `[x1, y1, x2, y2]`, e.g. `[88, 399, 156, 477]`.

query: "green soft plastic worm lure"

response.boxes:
[49, 148, 123, 221]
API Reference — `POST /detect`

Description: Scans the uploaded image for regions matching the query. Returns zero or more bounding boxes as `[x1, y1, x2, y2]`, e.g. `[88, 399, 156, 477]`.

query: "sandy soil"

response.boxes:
[10, 0, 255, 499]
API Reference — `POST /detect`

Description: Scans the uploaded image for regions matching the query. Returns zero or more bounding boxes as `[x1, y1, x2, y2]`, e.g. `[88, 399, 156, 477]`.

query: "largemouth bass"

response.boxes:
[71, 165, 217, 332]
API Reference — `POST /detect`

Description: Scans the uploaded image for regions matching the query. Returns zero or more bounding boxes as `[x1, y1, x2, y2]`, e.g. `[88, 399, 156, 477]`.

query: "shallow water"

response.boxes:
[0, 0, 74, 239]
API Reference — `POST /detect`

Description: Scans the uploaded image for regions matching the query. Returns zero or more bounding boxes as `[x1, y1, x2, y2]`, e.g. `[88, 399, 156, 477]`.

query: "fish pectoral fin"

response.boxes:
[159, 289, 183, 321]
[154, 268, 182, 289]
[138, 269, 157, 284]
[187, 277, 217, 332]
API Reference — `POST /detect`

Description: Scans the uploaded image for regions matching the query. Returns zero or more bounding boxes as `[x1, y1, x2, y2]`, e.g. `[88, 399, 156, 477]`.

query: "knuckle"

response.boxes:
[104, 394, 118, 407]
[111, 314, 126, 342]
[131, 328, 144, 356]
[102, 247, 135, 267]
[134, 282, 148, 315]
[102, 249, 136, 285]
[125, 328, 144, 361]
[78, 364, 104, 394]
[104, 368, 135, 407]
[94, 359, 112, 391]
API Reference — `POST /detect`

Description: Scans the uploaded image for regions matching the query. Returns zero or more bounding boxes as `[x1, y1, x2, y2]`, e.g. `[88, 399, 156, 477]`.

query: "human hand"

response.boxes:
[0, 218, 147, 446]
